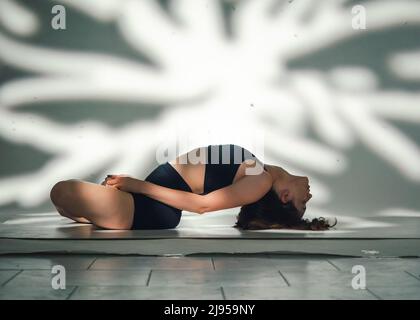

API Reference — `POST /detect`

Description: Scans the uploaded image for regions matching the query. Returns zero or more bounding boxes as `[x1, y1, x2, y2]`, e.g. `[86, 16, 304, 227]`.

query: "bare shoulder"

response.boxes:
[202, 168, 272, 212]
[251, 169, 273, 189]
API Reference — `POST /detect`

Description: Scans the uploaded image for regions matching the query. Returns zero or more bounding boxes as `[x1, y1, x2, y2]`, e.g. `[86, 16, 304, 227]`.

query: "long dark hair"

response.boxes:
[234, 188, 335, 230]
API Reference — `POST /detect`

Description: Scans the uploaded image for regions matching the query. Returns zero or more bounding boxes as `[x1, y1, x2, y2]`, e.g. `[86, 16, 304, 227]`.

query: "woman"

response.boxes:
[50, 144, 333, 230]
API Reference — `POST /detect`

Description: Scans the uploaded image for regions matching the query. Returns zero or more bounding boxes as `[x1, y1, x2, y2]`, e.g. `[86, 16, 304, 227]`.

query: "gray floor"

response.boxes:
[3, 212, 420, 239]
[0, 254, 419, 300]
[1, 212, 420, 299]
[2, 212, 420, 256]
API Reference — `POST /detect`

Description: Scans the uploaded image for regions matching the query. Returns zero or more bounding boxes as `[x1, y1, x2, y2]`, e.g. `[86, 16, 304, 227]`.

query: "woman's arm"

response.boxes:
[202, 170, 273, 213]
[131, 170, 273, 214]
[106, 170, 273, 214]
[133, 180, 206, 213]
[105, 175, 206, 212]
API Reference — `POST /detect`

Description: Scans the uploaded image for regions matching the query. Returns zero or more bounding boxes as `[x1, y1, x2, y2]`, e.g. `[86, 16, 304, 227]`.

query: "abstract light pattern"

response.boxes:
[0, 0, 419, 224]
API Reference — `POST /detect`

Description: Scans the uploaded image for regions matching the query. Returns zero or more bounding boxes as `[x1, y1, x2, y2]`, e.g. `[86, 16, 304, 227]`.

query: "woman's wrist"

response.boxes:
[133, 179, 146, 194]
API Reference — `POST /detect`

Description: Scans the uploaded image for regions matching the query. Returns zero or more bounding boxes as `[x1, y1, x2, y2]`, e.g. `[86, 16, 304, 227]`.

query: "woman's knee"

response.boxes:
[50, 179, 80, 205]
[54, 205, 68, 218]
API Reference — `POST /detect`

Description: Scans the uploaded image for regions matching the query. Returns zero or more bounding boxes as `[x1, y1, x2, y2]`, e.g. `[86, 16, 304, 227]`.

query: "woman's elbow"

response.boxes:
[196, 207, 206, 215]
[196, 205, 210, 215]
[196, 196, 212, 214]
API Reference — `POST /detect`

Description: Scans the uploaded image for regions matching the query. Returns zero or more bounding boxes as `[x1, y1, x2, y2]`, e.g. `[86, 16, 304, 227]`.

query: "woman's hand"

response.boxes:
[104, 174, 140, 193]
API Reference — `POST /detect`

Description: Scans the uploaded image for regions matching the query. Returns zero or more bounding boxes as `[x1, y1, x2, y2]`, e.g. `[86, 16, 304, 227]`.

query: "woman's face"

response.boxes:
[273, 175, 312, 218]
[290, 176, 312, 218]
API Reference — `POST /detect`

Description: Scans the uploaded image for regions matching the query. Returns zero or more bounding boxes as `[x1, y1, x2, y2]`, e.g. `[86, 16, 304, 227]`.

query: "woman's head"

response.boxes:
[272, 172, 312, 218]
[235, 173, 334, 231]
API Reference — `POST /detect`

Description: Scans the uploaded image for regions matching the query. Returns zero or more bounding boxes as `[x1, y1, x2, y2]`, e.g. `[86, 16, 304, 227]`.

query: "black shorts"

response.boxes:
[129, 162, 192, 230]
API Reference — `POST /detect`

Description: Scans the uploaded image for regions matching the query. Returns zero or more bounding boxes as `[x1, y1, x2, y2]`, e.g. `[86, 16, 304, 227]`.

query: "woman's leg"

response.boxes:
[54, 204, 91, 224]
[50, 179, 135, 229]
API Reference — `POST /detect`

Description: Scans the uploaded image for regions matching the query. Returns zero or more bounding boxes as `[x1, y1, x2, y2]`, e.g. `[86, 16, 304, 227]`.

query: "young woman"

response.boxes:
[50, 144, 333, 230]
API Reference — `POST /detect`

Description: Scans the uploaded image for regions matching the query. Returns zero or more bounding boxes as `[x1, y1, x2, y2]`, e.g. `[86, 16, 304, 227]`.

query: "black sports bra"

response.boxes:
[201, 144, 257, 195]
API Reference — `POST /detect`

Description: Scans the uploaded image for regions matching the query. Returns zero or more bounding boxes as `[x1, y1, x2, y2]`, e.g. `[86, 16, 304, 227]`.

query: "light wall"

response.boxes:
[0, 0, 419, 222]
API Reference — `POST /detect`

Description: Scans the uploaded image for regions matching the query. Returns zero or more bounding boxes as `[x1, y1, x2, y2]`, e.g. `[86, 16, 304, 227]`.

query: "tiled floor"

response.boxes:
[0, 254, 419, 300]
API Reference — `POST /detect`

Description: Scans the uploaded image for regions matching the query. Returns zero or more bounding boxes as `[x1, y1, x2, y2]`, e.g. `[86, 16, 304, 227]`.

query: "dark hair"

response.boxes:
[234, 188, 335, 230]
